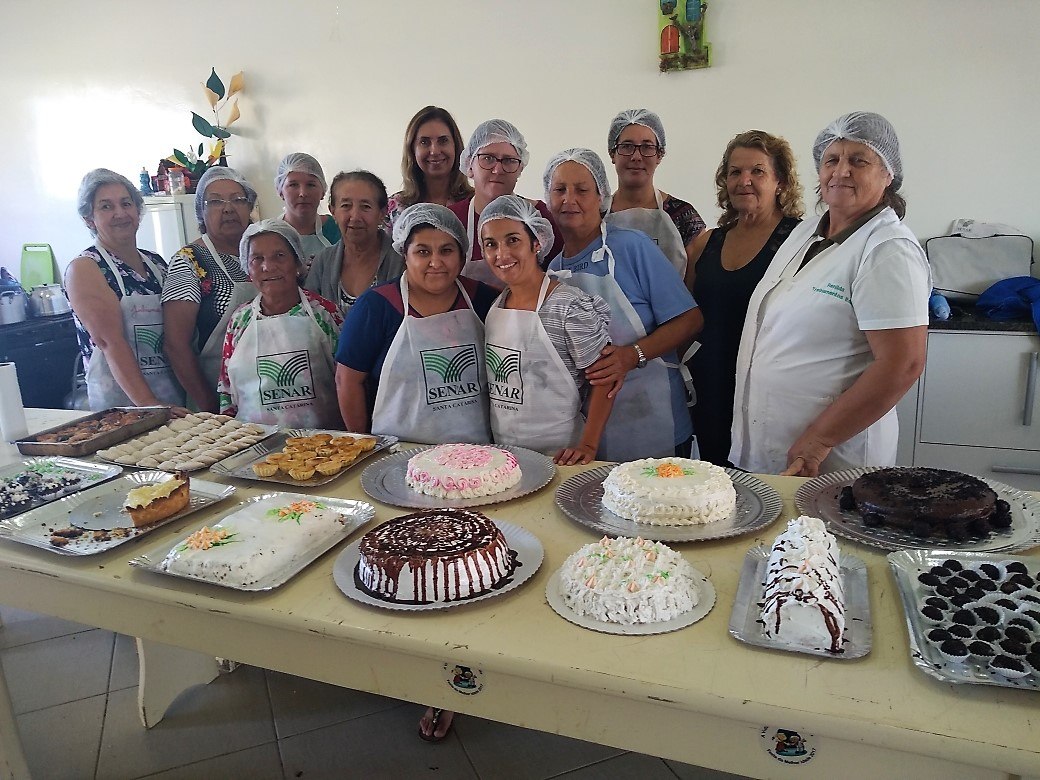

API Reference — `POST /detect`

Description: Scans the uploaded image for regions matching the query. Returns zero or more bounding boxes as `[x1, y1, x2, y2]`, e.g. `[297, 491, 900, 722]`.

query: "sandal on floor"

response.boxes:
[418, 707, 454, 743]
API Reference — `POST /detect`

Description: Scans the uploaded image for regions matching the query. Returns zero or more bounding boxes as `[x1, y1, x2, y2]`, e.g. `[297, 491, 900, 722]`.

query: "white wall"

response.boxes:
[1, 0, 1038, 273]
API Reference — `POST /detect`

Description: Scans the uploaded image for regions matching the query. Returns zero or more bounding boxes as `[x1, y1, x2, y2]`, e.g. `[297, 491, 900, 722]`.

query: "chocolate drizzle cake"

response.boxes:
[356, 509, 517, 604]
[843, 468, 1010, 540]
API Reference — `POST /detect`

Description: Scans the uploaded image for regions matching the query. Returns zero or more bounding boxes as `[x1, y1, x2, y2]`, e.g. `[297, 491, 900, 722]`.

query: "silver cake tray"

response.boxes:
[795, 468, 1040, 553]
[332, 520, 543, 611]
[209, 429, 398, 487]
[554, 466, 783, 543]
[129, 492, 375, 591]
[545, 565, 716, 636]
[0, 457, 122, 521]
[0, 472, 234, 556]
[728, 546, 871, 659]
[360, 446, 555, 509]
[888, 549, 1040, 691]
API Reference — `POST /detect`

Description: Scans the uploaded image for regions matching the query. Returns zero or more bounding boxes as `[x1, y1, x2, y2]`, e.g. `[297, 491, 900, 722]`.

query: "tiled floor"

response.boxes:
[1, 606, 748, 779]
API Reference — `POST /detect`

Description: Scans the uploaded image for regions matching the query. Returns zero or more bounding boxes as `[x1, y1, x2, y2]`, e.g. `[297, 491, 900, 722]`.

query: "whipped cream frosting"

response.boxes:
[559, 536, 699, 624]
[601, 457, 736, 526]
[406, 444, 521, 500]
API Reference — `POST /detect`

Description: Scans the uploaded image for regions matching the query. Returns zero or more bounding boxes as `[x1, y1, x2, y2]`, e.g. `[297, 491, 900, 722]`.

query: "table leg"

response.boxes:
[0, 656, 30, 780]
[135, 638, 219, 728]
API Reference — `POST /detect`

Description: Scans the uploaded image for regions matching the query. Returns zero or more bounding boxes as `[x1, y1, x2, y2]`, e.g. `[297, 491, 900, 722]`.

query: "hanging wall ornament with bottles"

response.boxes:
[659, 1, 711, 72]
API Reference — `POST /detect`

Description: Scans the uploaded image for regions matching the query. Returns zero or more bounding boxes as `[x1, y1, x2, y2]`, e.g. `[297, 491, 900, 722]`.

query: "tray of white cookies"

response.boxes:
[96, 413, 277, 472]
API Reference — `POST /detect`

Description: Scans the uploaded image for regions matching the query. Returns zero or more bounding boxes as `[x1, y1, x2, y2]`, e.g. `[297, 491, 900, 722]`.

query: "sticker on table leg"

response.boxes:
[760, 726, 816, 764]
[444, 663, 483, 695]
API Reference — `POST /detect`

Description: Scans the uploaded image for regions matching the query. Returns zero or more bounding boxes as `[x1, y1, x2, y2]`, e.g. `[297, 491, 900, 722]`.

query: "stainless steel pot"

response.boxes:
[27, 284, 72, 317]
[0, 289, 27, 325]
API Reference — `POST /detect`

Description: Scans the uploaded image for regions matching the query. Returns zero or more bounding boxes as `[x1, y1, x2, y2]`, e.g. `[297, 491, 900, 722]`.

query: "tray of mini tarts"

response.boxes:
[795, 468, 1040, 553]
[129, 492, 376, 591]
[0, 457, 122, 522]
[554, 466, 782, 543]
[888, 549, 1040, 689]
[0, 470, 234, 555]
[210, 429, 397, 487]
[360, 445, 555, 509]
[728, 545, 872, 659]
[15, 406, 170, 457]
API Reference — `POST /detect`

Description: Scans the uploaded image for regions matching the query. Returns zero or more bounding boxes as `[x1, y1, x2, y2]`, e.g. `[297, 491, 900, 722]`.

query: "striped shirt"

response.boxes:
[160, 241, 250, 350]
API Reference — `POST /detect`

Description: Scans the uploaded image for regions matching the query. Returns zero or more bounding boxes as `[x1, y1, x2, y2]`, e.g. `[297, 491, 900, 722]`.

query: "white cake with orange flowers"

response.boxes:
[160, 496, 347, 587]
[559, 536, 699, 624]
[601, 457, 736, 526]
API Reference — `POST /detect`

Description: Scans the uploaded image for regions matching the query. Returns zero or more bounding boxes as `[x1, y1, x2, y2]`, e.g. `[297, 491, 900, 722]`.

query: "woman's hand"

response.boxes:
[166, 406, 192, 419]
[584, 344, 637, 398]
[781, 432, 833, 477]
[554, 444, 597, 466]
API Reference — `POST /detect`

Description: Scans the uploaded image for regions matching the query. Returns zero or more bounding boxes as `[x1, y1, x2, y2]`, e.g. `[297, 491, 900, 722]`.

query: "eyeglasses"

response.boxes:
[475, 153, 522, 173]
[614, 142, 661, 158]
[204, 196, 251, 209]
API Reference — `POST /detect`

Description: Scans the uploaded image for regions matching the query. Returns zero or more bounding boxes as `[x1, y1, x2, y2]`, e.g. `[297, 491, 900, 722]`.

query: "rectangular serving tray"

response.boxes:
[0, 457, 122, 521]
[209, 429, 397, 487]
[16, 406, 169, 457]
[128, 492, 376, 591]
[728, 545, 872, 659]
[888, 549, 1039, 691]
[0, 471, 235, 556]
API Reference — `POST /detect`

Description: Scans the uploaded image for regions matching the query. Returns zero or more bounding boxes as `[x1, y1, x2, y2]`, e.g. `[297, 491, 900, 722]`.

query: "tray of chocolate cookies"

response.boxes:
[795, 467, 1040, 553]
[889, 549, 1040, 690]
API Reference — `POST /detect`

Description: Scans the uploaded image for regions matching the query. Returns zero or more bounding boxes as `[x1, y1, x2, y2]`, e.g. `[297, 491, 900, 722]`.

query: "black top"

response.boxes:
[690, 216, 801, 465]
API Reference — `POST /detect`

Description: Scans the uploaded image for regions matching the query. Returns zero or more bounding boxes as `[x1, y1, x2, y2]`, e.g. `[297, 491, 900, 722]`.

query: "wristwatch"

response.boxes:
[633, 343, 648, 369]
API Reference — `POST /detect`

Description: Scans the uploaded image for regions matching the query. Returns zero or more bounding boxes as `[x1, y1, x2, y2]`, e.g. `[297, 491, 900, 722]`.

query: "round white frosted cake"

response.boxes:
[559, 536, 699, 624]
[356, 508, 516, 604]
[406, 443, 521, 500]
[601, 457, 736, 525]
[160, 497, 347, 588]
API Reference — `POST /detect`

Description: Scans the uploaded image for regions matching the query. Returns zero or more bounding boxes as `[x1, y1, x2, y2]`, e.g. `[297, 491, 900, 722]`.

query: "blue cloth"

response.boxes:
[976, 276, 1040, 332]
[548, 224, 696, 445]
[335, 275, 498, 413]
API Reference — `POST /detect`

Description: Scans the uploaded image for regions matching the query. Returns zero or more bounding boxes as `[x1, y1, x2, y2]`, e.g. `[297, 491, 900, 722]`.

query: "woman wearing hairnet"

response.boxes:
[604, 109, 706, 276]
[65, 168, 185, 410]
[335, 204, 498, 443]
[731, 112, 930, 476]
[275, 152, 341, 267]
[161, 166, 259, 411]
[386, 106, 473, 227]
[545, 149, 703, 461]
[479, 195, 613, 464]
[449, 119, 562, 287]
[217, 219, 343, 428]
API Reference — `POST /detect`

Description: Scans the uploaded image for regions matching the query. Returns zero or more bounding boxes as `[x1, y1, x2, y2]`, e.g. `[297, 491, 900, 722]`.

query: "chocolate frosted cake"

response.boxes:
[356, 509, 516, 604]
[843, 467, 1011, 541]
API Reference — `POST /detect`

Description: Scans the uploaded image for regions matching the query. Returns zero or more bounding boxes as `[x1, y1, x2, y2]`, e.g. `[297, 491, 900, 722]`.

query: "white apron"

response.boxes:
[461, 199, 504, 288]
[730, 211, 911, 474]
[605, 190, 688, 277]
[551, 226, 676, 461]
[282, 211, 333, 270]
[225, 291, 339, 428]
[84, 247, 184, 410]
[195, 234, 256, 394]
[485, 275, 583, 455]
[371, 277, 491, 444]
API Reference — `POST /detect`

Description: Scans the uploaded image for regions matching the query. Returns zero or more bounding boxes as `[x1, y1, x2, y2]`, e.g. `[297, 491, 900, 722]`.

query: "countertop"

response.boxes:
[930, 304, 1036, 333]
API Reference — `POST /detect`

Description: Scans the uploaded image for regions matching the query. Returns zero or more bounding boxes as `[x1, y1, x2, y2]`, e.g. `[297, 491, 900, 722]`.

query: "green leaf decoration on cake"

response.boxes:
[642, 463, 696, 478]
[177, 528, 237, 552]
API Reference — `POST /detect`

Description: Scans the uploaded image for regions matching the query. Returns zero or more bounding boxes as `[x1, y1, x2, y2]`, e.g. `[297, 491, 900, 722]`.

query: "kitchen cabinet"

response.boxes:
[909, 329, 1040, 490]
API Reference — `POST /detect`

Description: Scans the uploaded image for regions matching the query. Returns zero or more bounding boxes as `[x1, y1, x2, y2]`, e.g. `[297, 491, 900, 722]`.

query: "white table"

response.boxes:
[1, 410, 1038, 780]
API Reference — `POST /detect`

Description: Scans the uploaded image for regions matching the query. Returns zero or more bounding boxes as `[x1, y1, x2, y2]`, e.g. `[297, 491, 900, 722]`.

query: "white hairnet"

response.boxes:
[812, 111, 902, 189]
[194, 166, 259, 229]
[238, 218, 306, 275]
[607, 108, 666, 152]
[274, 152, 328, 195]
[77, 168, 143, 234]
[391, 203, 468, 256]
[459, 119, 530, 174]
[478, 195, 555, 261]
[542, 148, 612, 211]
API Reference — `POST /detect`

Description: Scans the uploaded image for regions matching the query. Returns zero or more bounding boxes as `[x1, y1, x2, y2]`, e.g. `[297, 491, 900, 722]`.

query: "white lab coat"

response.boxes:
[730, 207, 930, 474]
